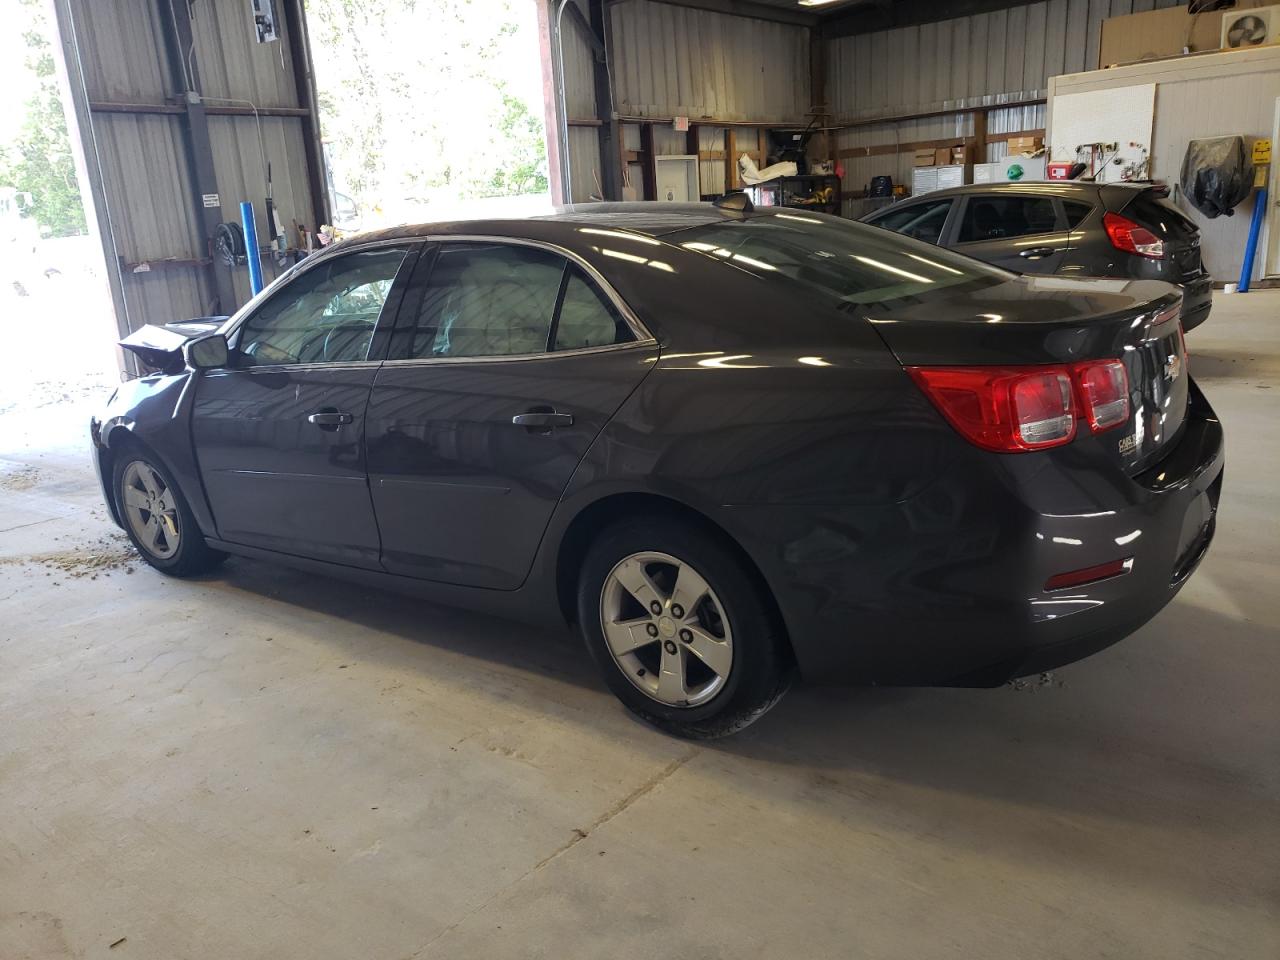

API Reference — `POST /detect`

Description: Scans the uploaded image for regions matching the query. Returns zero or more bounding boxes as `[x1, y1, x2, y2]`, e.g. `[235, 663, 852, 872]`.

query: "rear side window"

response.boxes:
[667, 214, 1011, 307]
[958, 195, 1059, 242]
[1063, 200, 1093, 229]
[404, 243, 563, 359]
[872, 199, 953, 244]
[391, 243, 634, 360]
[554, 269, 632, 351]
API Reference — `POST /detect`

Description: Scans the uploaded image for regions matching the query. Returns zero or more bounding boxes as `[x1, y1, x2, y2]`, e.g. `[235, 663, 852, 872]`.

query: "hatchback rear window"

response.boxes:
[665, 213, 1010, 306]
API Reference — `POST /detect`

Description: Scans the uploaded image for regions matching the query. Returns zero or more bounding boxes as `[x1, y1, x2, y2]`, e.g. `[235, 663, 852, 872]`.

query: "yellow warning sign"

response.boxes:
[1253, 138, 1272, 164]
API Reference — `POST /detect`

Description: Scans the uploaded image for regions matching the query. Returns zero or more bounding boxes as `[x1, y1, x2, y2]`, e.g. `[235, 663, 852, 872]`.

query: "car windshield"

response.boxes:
[665, 212, 1012, 306]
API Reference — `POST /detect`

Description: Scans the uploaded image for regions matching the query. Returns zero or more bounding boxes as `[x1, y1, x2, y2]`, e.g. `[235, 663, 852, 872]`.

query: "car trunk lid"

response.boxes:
[867, 275, 1189, 473]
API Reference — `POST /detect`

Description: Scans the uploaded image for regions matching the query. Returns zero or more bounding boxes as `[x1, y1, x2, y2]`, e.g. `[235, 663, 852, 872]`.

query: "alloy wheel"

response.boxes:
[121, 460, 181, 560]
[599, 551, 734, 707]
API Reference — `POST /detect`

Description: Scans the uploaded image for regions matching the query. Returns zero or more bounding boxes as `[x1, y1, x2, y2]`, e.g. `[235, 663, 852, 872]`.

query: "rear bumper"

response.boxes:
[728, 380, 1225, 686]
[1180, 273, 1213, 331]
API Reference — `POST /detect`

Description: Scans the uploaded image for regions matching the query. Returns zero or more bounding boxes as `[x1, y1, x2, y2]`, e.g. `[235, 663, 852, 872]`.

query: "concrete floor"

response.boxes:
[2, 292, 1278, 960]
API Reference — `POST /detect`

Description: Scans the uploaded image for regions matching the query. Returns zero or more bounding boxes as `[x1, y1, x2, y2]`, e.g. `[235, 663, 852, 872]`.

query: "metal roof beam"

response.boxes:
[606, 0, 819, 28]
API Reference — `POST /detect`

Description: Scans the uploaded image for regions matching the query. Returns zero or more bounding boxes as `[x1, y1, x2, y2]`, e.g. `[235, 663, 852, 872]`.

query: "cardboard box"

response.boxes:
[913, 148, 935, 167]
[949, 144, 973, 165]
[1099, 1, 1270, 68]
[1007, 135, 1043, 155]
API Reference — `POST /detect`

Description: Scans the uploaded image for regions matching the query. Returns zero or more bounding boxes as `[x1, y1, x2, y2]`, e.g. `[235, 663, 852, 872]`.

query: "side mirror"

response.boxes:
[186, 333, 229, 370]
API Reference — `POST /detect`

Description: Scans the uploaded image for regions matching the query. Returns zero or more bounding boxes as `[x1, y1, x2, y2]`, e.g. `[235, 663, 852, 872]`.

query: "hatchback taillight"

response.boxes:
[1103, 211, 1164, 259]
[908, 359, 1131, 453]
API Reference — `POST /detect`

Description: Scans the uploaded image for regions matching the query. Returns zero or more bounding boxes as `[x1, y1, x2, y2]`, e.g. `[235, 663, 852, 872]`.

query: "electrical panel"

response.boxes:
[251, 0, 280, 43]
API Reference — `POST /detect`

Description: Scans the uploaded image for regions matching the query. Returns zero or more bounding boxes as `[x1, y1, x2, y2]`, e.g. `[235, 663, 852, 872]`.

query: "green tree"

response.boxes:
[0, 0, 87, 238]
[305, 0, 549, 218]
[484, 90, 550, 198]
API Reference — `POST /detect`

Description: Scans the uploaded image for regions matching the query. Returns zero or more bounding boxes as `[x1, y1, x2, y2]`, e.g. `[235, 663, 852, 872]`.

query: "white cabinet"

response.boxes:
[973, 157, 1047, 183]
[654, 155, 700, 202]
[910, 167, 939, 195]
[912, 164, 968, 196]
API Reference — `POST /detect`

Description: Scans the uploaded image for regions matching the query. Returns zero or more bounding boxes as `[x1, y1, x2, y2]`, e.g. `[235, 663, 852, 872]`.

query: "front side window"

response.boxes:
[666, 214, 1010, 306]
[958, 195, 1060, 243]
[235, 246, 409, 366]
[394, 243, 634, 360]
[873, 199, 953, 244]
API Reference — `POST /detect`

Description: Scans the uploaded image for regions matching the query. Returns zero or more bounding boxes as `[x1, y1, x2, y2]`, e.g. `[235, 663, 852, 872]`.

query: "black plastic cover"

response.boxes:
[1180, 136, 1253, 218]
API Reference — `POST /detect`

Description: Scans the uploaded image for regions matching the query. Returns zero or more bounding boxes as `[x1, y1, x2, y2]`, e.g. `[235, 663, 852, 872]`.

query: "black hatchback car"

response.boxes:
[862, 182, 1213, 330]
[92, 203, 1223, 738]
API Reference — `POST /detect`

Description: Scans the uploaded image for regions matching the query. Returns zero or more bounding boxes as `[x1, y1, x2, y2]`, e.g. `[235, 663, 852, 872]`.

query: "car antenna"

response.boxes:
[713, 192, 753, 213]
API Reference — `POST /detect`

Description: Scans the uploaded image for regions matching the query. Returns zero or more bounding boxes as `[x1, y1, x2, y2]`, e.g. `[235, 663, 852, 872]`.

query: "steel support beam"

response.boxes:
[155, 0, 237, 316]
[281, 0, 331, 232]
[605, 0, 818, 28]
[589, 0, 622, 201]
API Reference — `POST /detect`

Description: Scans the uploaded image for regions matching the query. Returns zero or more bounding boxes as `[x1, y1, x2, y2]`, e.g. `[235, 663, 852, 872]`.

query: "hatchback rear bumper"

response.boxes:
[1180, 274, 1213, 331]
[729, 380, 1225, 686]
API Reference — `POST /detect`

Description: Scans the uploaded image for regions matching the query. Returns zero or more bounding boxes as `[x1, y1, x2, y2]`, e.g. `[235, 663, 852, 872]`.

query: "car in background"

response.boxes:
[861, 182, 1213, 330]
[91, 204, 1222, 739]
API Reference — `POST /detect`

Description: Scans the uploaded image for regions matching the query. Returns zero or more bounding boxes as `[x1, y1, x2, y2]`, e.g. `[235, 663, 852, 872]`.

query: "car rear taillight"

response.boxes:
[1103, 211, 1164, 259]
[906, 366, 1076, 452]
[908, 359, 1132, 453]
[1073, 359, 1129, 432]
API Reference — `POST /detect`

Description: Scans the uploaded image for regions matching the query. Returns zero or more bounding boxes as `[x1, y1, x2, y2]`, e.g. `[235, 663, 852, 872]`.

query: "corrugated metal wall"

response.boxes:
[828, 0, 1183, 216]
[609, 0, 810, 123]
[1051, 46, 1280, 281]
[560, 0, 811, 203]
[560, 0, 603, 202]
[58, 0, 315, 335]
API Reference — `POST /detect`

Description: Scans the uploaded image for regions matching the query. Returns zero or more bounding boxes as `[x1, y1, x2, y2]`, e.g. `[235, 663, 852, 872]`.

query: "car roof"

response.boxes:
[336, 202, 750, 247]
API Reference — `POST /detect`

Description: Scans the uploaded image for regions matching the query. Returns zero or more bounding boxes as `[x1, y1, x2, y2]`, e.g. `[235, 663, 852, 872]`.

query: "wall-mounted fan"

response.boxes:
[1221, 8, 1280, 49]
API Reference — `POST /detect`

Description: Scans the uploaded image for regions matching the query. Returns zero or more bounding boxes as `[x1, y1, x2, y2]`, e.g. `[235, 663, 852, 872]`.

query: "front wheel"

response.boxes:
[577, 517, 791, 739]
[113, 447, 225, 577]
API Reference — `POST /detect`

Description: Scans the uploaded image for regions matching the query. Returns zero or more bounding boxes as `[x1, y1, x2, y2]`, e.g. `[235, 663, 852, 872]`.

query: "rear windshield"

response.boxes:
[1126, 192, 1199, 239]
[664, 212, 1012, 306]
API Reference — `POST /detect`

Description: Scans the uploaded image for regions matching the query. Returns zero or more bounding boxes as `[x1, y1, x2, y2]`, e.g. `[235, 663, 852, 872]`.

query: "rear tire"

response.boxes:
[576, 516, 791, 739]
[112, 444, 225, 577]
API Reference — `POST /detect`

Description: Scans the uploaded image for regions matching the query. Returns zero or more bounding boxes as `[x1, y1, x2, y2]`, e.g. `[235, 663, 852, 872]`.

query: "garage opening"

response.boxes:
[306, 0, 551, 230]
[0, 0, 116, 450]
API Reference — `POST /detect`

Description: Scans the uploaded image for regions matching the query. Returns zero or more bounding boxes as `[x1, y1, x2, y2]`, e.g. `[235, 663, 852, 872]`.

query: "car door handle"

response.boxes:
[512, 411, 573, 429]
[307, 410, 354, 427]
[1019, 246, 1057, 259]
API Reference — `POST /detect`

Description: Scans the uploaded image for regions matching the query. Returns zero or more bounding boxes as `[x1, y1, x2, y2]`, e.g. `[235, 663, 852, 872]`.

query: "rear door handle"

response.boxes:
[1020, 246, 1057, 260]
[307, 410, 354, 427]
[512, 411, 574, 429]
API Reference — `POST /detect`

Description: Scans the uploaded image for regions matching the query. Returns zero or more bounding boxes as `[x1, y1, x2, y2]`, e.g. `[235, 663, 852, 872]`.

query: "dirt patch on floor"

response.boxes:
[0, 532, 140, 580]
[0, 467, 40, 491]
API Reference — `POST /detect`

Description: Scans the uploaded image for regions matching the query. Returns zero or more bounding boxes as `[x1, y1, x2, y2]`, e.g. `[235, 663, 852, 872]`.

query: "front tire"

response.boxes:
[577, 516, 791, 739]
[112, 446, 225, 577]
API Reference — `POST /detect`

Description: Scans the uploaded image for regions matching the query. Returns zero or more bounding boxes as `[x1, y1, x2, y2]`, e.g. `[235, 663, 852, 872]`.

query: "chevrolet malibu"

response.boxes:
[91, 202, 1224, 738]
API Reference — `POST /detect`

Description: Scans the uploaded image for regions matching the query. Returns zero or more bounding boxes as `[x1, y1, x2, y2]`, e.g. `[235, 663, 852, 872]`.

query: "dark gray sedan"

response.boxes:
[862, 182, 1213, 330]
[91, 203, 1223, 738]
